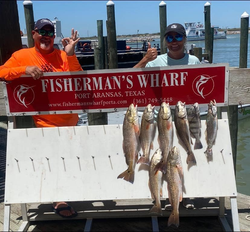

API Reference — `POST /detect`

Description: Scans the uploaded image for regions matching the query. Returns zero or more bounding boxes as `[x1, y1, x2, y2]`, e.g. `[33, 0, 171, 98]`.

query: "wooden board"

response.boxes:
[4, 119, 237, 204]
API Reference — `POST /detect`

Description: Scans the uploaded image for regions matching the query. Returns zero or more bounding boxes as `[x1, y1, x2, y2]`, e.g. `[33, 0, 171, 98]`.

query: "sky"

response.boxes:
[16, 1, 250, 38]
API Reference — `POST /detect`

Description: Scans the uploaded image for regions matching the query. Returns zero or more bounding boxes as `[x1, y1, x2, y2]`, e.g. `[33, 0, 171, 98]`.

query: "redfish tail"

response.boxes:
[137, 155, 150, 165]
[150, 205, 162, 216]
[194, 139, 203, 150]
[204, 148, 213, 156]
[186, 152, 196, 165]
[117, 169, 134, 184]
[168, 210, 180, 227]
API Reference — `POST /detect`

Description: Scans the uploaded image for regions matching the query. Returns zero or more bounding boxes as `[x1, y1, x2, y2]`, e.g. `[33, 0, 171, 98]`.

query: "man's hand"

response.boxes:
[133, 42, 158, 68]
[62, 28, 80, 56]
[25, 66, 43, 80]
[144, 42, 158, 62]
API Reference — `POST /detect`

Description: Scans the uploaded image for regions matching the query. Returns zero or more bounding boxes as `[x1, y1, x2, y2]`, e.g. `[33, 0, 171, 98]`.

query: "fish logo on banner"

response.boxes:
[13, 85, 35, 108]
[192, 75, 216, 99]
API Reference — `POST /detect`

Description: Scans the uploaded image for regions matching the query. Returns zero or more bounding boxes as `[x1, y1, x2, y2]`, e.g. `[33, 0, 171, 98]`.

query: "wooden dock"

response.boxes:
[0, 194, 249, 231]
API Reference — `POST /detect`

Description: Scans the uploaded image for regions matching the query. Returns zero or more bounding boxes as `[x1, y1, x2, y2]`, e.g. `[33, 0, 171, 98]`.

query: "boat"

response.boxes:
[184, 22, 227, 41]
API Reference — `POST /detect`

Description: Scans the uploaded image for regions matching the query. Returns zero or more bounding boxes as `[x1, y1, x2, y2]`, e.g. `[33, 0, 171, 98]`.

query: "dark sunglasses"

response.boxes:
[166, 34, 183, 43]
[35, 29, 54, 37]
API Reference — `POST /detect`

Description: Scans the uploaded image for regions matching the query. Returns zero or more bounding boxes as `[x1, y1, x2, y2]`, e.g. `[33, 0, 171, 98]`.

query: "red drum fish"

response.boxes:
[157, 102, 174, 172]
[174, 101, 196, 165]
[166, 146, 184, 227]
[117, 103, 140, 184]
[137, 104, 157, 166]
[149, 148, 163, 215]
[205, 100, 218, 159]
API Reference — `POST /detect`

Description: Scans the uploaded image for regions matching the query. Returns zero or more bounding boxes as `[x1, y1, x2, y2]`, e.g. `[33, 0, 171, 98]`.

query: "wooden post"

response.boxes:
[89, 20, 108, 126]
[210, 27, 214, 63]
[229, 12, 249, 174]
[103, 36, 108, 69]
[106, 0, 118, 69]
[0, 0, 22, 64]
[159, 1, 167, 54]
[239, 12, 249, 68]
[193, 47, 202, 62]
[204, 2, 212, 63]
[97, 20, 105, 69]
[0, 1, 34, 127]
[23, 0, 34, 48]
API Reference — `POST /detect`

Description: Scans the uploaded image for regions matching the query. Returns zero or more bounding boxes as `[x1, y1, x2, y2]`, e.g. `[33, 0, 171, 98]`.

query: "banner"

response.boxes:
[3, 64, 228, 116]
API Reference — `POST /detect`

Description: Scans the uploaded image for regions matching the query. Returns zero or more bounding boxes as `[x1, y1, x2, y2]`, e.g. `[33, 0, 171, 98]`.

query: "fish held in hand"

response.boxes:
[138, 104, 157, 166]
[174, 101, 196, 164]
[166, 146, 184, 227]
[205, 100, 218, 159]
[149, 148, 163, 215]
[117, 103, 140, 183]
[187, 102, 203, 150]
[157, 102, 174, 171]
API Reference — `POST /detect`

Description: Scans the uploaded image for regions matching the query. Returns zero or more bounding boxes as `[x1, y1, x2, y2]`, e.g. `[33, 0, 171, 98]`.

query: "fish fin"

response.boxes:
[150, 205, 162, 216]
[190, 138, 193, 145]
[134, 124, 140, 135]
[194, 140, 203, 150]
[176, 164, 184, 178]
[137, 155, 150, 165]
[205, 148, 213, 157]
[117, 169, 134, 184]
[160, 187, 163, 198]
[168, 210, 179, 227]
[186, 151, 196, 164]
[138, 163, 150, 171]
[204, 129, 207, 142]
[150, 142, 154, 150]
[154, 160, 165, 174]
[179, 193, 183, 202]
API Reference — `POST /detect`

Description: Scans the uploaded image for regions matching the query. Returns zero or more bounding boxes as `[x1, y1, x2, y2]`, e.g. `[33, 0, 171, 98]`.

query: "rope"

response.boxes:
[246, 215, 250, 221]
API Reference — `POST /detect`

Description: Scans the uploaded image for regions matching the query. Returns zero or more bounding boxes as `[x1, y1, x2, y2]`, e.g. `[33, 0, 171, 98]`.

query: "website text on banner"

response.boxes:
[4, 64, 228, 116]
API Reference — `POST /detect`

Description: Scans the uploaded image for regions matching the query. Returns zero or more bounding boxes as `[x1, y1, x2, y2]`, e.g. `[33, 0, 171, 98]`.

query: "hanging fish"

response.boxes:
[157, 102, 174, 172]
[174, 101, 196, 165]
[117, 103, 140, 183]
[204, 100, 218, 160]
[137, 104, 157, 166]
[148, 148, 163, 215]
[166, 146, 184, 227]
[187, 102, 203, 149]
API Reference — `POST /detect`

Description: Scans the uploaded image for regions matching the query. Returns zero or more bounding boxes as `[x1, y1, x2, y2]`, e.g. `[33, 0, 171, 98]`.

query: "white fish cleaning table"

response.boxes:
[4, 117, 239, 231]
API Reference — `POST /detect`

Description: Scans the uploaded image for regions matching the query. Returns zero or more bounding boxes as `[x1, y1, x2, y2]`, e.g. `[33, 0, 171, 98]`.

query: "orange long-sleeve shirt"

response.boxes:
[0, 47, 83, 127]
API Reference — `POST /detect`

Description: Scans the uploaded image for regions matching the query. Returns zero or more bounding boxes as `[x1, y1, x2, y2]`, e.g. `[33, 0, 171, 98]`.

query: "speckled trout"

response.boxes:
[187, 102, 203, 150]
[157, 102, 174, 172]
[117, 103, 140, 184]
[205, 100, 218, 158]
[137, 104, 157, 166]
[149, 148, 163, 215]
[166, 146, 183, 227]
[174, 101, 196, 164]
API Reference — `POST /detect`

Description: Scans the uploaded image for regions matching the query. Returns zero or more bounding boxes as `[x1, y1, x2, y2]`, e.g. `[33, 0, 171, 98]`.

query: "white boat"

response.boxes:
[184, 22, 227, 41]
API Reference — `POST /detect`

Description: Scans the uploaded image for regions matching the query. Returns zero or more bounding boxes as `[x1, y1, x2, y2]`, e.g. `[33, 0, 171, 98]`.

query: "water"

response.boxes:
[127, 34, 250, 196]
[128, 33, 250, 68]
[236, 117, 250, 195]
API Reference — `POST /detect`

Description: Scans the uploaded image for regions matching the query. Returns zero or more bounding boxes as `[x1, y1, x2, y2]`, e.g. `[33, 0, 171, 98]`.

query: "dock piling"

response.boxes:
[23, 0, 34, 48]
[159, 1, 167, 54]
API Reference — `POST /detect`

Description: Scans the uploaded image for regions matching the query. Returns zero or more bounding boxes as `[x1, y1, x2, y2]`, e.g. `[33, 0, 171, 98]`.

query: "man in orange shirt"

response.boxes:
[0, 18, 82, 217]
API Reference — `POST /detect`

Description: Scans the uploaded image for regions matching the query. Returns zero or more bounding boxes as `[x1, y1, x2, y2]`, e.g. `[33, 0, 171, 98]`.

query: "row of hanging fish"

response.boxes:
[117, 100, 218, 183]
[117, 100, 218, 227]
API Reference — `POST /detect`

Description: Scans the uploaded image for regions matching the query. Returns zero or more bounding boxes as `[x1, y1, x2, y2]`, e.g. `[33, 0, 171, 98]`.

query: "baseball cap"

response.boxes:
[164, 23, 186, 37]
[34, 18, 54, 30]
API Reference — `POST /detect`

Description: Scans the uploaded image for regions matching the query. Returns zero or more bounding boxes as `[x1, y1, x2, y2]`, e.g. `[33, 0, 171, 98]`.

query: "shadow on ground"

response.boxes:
[0, 127, 7, 203]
